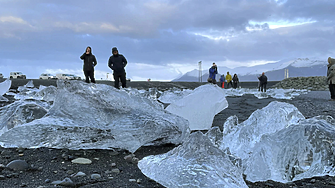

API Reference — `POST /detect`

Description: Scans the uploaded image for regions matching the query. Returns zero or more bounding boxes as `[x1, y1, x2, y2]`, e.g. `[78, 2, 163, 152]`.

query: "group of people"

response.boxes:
[80, 46, 128, 89]
[208, 62, 267, 90]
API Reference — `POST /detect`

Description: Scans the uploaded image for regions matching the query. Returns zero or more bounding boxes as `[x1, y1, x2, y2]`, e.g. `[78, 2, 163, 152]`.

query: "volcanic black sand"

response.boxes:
[0, 80, 335, 188]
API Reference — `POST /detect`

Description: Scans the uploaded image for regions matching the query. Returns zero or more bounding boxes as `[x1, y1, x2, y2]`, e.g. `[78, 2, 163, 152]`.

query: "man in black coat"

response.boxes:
[108, 47, 128, 89]
[258, 72, 268, 92]
[80, 46, 97, 83]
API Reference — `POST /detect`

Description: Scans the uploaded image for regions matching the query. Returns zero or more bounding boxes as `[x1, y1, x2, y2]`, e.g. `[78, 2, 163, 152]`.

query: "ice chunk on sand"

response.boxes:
[138, 131, 248, 188]
[0, 80, 190, 153]
[0, 80, 11, 96]
[166, 84, 228, 130]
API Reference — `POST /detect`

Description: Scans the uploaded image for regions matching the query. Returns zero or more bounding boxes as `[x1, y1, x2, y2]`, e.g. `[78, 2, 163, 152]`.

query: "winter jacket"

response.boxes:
[226, 74, 232, 83]
[80, 53, 97, 71]
[258, 75, 268, 84]
[209, 66, 217, 80]
[327, 57, 335, 84]
[232, 76, 239, 83]
[220, 76, 225, 82]
[108, 54, 128, 74]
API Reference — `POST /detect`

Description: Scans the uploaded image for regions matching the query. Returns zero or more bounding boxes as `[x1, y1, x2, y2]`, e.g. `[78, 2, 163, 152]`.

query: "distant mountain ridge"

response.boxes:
[173, 58, 328, 82]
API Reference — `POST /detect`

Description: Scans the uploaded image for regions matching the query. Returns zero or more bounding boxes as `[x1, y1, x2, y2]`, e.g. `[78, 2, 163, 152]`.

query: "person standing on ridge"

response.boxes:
[327, 57, 335, 101]
[80, 46, 97, 83]
[220, 74, 225, 88]
[108, 47, 128, 89]
[208, 63, 218, 84]
[225, 72, 233, 88]
[232, 74, 239, 89]
[258, 72, 268, 92]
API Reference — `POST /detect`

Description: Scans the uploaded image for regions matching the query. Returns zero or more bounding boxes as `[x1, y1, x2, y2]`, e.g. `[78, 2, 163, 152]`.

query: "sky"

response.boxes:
[0, 0, 334, 81]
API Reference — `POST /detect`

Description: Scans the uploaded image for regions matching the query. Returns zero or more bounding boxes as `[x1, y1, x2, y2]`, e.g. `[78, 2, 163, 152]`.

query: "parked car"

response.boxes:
[10, 72, 26, 79]
[56, 74, 75, 80]
[0, 73, 3, 79]
[39, 73, 57, 80]
[69, 74, 81, 80]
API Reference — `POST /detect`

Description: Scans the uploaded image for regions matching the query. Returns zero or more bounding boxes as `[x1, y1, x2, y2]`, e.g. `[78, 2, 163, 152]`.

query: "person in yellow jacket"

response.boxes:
[225, 72, 233, 88]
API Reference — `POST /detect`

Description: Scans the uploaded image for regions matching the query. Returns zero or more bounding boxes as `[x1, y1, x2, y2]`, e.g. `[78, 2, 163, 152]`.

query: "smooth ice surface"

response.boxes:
[166, 84, 228, 130]
[0, 80, 11, 96]
[244, 115, 335, 183]
[0, 80, 190, 153]
[138, 131, 248, 188]
[221, 101, 305, 160]
[158, 88, 193, 103]
[0, 101, 48, 135]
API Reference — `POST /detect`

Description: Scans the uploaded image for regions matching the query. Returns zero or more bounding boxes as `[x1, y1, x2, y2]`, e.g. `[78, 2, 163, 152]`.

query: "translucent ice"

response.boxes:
[0, 101, 47, 135]
[221, 101, 305, 160]
[158, 88, 193, 103]
[224, 88, 308, 99]
[166, 84, 228, 130]
[244, 115, 335, 183]
[0, 80, 11, 96]
[0, 80, 190, 153]
[138, 131, 248, 188]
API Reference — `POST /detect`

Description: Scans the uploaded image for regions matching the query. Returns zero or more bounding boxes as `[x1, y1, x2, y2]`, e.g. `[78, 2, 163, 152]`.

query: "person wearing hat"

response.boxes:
[108, 47, 128, 89]
[80, 46, 97, 83]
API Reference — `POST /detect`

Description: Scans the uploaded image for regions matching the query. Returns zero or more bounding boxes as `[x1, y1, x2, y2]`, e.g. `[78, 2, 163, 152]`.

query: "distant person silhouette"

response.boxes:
[208, 63, 218, 84]
[258, 72, 268, 92]
[220, 74, 225, 88]
[225, 72, 233, 88]
[232, 74, 239, 89]
[327, 57, 335, 101]
[108, 47, 128, 89]
[80, 46, 97, 83]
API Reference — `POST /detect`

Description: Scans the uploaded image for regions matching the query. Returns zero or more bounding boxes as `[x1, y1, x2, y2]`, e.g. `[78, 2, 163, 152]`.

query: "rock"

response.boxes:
[71, 158, 92, 164]
[0, 175, 5, 180]
[51, 178, 75, 187]
[91, 174, 101, 180]
[6, 160, 29, 171]
[73, 171, 86, 177]
[111, 168, 120, 173]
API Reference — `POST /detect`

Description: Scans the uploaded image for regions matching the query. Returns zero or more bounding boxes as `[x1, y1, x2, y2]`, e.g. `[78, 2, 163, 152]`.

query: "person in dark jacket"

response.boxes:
[108, 47, 128, 89]
[208, 63, 218, 84]
[258, 72, 268, 92]
[232, 74, 239, 89]
[219, 74, 225, 88]
[80, 46, 97, 83]
[327, 57, 335, 101]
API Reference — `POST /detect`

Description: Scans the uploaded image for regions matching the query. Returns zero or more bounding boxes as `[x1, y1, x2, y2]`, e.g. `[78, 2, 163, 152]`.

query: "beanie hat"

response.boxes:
[112, 47, 118, 52]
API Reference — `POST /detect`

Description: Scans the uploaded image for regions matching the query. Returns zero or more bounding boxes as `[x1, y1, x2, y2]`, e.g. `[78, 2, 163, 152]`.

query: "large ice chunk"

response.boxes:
[138, 131, 248, 188]
[0, 101, 47, 135]
[221, 101, 305, 160]
[166, 84, 228, 130]
[244, 115, 335, 183]
[0, 80, 11, 96]
[158, 88, 193, 103]
[0, 80, 190, 153]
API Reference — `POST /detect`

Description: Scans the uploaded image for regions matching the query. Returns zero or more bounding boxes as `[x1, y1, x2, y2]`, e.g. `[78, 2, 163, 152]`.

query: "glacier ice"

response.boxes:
[221, 101, 305, 160]
[0, 80, 11, 96]
[0, 101, 48, 135]
[224, 88, 308, 100]
[0, 80, 190, 153]
[244, 115, 335, 183]
[138, 131, 248, 188]
[166, 84, 228, 130]
[158, 88, 193, 103]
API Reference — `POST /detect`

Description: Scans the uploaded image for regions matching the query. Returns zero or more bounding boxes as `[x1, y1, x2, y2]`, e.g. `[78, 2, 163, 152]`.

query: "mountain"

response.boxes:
[173, 58, 328, 82]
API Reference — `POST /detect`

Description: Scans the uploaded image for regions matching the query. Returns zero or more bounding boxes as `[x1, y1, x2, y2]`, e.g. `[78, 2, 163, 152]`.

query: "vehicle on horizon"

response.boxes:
[39, 73, 57, 80]
[10, 72, 26, 79]
[56, 74, 75, 80]
[0, 73, 3, 79]
[69, 74, 81, 80]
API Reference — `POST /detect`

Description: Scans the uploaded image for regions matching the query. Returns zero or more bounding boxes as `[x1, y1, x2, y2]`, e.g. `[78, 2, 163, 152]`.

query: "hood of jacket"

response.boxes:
[328, 57, 335, 68]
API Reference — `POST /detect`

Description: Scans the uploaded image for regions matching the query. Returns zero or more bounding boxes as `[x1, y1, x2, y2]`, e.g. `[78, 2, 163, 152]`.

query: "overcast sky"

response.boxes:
[0, 0, 334, 81]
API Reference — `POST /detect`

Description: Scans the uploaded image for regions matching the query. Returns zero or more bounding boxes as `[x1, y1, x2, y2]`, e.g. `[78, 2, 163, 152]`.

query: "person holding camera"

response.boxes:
[80, 46, 97, 83]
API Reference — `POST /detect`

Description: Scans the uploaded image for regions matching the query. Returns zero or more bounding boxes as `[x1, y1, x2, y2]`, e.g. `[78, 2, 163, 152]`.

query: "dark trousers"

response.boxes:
[233, 82, 238, 89]
[260, 83, 267, 92]
[227, 81, 233, 88]
[113, 72, 126, 89]
[84, 70, 95, 83]
[329, 84, 335, 99]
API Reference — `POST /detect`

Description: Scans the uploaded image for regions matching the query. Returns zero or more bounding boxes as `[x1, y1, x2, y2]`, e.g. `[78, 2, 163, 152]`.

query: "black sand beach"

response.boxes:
[0, 80, 334, 188]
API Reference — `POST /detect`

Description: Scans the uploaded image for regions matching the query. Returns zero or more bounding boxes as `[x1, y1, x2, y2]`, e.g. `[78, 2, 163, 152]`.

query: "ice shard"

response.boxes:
[0, 80, 190, 153]
[0, 101, 47, 135]
[166, 84, 228, 130]
[138, 131, 248, 188]
[158, 88, 193, 104]
[244, 115, 335, 183]
[0, 80, 11, 96]
[221, 101, 305, 160]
